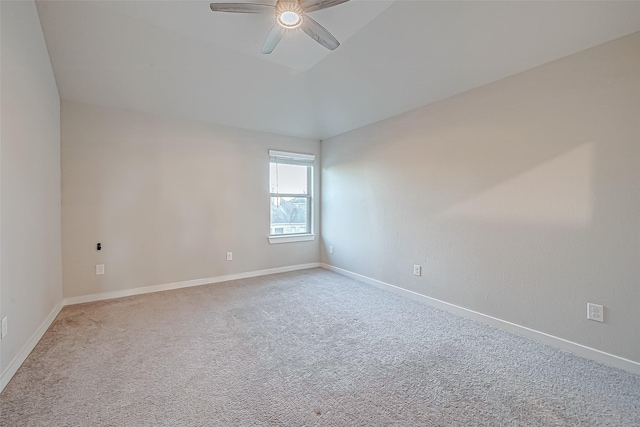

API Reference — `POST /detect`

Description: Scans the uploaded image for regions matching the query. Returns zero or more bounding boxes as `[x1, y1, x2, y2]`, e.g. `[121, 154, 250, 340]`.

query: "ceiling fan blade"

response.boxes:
[299, 0, 349, 13]
[262, 23, 286, 54]
[300, 15, 340, 50]
[209, 2, 275, 13]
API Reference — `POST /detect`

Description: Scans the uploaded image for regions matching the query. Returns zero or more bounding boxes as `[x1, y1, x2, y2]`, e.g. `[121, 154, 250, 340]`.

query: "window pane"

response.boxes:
[270, 196, 308, 235]
[270, 163, 308, 194]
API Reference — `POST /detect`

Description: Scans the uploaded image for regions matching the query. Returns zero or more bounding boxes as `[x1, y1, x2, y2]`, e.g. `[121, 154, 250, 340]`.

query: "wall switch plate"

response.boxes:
[587, 303, 604, 322]
[96, 264, 105, 275]
[1, 317, 8, 339]
[413, 265, 421, 276]
[329, 246, 333, 254]
[226, 252, 233, 261]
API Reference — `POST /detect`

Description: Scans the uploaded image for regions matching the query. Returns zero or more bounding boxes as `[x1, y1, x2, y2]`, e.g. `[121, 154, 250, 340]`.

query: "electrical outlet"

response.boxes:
[329, 246, 333, 254]
[1, 317, 8, 339]
[96, 264, 105, 275]
[226, 252, 233, 261]
[413, 265, 421, 276]
[587, 303, 603, 323]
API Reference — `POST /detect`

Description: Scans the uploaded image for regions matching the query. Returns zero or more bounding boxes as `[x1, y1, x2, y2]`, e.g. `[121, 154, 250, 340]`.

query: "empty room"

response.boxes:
[1, 0, 640, 425]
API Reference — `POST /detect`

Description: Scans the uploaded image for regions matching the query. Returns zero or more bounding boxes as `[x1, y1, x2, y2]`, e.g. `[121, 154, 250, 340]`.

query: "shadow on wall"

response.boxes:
[439, 142, 594, 227]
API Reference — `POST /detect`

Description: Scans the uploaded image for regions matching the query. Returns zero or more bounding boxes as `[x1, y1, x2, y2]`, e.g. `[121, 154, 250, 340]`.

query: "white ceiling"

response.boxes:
[36, 0, 640, 140]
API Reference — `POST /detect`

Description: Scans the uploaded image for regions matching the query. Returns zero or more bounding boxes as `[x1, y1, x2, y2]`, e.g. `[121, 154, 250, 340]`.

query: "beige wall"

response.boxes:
[61, 101, 320, 299]
[1, 1, 63, 374]
[321, 32, 640, 363]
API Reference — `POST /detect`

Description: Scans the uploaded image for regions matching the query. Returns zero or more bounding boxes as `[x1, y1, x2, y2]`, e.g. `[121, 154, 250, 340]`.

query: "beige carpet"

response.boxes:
[1, 268, 639, 426]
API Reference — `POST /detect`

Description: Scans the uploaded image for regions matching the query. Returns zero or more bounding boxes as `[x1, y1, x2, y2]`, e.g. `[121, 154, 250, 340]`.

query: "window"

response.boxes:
[269, 150, 314, 242]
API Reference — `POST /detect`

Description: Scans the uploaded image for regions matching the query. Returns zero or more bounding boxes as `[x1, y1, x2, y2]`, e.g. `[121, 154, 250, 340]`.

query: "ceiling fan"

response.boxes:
[209, 0, 350, 54]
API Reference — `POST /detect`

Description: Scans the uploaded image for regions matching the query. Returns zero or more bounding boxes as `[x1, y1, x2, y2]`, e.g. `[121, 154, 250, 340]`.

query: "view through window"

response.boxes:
[269, 150, 314, 236]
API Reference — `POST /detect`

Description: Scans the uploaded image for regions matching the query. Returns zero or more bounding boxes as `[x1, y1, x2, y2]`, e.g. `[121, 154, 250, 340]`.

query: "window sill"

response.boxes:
[268, 234, 316, 244]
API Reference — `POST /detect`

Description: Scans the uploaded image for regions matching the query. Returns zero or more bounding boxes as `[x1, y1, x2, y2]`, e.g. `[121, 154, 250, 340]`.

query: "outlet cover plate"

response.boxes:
[587, 303, 604, 322]
[1, 317, 7, 339]
[96, 264, 105, 275]
[413, 265, 421, 276]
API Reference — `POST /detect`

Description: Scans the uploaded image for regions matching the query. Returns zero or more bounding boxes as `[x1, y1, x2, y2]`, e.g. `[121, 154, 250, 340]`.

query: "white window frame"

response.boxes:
[268, 150, 315, 244]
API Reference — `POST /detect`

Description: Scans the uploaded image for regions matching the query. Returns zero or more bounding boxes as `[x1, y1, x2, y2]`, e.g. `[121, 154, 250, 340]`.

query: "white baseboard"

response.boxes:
[0, 301, 63, 393]
[320, 263, 640, 376]
[4, 261, 636, 395]
[63, 262, 320, 306]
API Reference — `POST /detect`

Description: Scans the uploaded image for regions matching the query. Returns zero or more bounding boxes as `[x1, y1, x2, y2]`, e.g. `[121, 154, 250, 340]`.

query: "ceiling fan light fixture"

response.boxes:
[278, 10, 302, 28]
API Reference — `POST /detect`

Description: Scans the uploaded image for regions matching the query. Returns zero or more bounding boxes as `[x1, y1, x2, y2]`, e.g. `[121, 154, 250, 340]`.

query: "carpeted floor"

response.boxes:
[1, 268, 639, 426]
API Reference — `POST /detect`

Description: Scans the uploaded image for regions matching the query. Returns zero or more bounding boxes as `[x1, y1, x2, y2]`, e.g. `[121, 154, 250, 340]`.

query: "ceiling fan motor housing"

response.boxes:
[276, 0, 304, 28]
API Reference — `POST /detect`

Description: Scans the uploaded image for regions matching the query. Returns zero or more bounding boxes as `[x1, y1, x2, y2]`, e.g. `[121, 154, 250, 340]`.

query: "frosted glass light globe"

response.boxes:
[278, 11, 301, 28]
